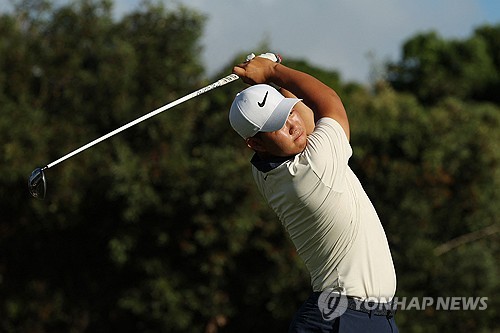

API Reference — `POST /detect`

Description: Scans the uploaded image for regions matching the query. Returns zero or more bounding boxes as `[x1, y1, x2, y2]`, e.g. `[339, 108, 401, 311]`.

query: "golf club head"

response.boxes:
[28, 167, 46, 199]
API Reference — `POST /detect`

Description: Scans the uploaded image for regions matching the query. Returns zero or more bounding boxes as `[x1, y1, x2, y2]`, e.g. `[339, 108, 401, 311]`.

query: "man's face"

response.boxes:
[248, 108, 308, 157]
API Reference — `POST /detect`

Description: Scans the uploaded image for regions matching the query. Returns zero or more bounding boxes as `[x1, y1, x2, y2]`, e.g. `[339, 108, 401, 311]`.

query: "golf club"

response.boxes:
[28, 73, 240, 199]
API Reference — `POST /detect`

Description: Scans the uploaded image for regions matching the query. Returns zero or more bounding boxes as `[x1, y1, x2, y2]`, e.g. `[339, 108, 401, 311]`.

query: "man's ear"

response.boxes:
[246, 136, 266, 152]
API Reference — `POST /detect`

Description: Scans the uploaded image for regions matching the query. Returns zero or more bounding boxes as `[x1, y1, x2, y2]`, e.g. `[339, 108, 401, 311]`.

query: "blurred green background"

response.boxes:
[1, 1, 498, 332]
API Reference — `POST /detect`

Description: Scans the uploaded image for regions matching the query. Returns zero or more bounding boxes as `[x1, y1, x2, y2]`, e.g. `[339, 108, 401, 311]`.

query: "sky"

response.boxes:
[2, 0, 500, 83]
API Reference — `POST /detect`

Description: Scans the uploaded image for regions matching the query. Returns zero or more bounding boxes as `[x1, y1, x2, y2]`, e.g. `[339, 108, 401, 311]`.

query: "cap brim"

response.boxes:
[260, 98, 301, 133]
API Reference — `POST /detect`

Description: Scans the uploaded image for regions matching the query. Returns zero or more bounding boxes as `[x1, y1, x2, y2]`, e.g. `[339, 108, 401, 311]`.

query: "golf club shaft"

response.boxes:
[45, 74, 239, 170]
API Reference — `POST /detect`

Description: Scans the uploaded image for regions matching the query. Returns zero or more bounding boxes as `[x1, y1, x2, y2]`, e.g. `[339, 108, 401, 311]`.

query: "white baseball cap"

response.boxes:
[229, 84, 301, 139]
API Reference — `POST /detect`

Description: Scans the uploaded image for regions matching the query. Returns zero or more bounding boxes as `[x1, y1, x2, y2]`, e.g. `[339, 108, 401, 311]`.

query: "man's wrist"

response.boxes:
[268, 63, 285, 88]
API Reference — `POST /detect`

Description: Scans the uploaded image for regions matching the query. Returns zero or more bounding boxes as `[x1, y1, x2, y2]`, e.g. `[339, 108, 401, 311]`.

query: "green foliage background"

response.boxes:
[1, 1, 498, 332]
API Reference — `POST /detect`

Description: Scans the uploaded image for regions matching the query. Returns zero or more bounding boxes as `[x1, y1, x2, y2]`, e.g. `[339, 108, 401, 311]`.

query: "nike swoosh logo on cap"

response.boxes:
[258, 91, 269, 107]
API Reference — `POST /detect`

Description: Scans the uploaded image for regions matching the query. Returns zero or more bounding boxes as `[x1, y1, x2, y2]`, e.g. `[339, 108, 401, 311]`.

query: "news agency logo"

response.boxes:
[317, 292, 489, 321]
[317, 287, 348, 320]
[392, 296, 488, 311]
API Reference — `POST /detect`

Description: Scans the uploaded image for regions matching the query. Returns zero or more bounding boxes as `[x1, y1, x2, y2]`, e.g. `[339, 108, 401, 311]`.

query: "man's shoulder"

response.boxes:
[314, 117, 346, 135]
[307, 117, 351, 153]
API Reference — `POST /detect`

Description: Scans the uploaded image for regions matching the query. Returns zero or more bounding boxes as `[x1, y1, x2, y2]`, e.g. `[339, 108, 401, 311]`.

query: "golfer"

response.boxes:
[229, 53, 398, 332]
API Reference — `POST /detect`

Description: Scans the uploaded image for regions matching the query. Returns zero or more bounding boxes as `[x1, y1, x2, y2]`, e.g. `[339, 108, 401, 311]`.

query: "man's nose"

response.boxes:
[287, 118, 297, 134]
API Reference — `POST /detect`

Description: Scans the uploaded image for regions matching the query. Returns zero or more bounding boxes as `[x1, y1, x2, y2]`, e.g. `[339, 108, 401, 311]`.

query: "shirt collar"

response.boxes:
[250, 153, 293, 173]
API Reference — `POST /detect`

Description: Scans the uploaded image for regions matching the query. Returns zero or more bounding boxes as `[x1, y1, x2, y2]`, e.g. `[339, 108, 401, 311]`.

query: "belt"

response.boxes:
[346, 297, 396, 317]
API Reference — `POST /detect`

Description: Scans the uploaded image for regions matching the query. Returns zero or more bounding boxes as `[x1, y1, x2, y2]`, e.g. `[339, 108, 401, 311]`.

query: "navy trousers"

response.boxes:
[289, 292, 399, 333]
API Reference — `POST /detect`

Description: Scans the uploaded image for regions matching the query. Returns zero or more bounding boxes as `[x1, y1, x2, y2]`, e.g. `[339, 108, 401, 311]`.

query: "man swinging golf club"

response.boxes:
[229, 53, 398, 332]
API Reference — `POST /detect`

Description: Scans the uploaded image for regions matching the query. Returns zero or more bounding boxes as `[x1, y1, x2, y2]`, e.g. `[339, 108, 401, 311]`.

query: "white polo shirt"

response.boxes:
[251, 117, 396, 299]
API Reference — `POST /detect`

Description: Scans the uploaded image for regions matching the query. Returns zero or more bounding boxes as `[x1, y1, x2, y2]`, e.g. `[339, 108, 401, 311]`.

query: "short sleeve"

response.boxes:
[301, 117, 352, 191]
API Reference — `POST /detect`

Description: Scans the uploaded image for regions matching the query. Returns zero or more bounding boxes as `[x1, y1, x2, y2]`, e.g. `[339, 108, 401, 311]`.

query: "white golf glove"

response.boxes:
[246, 52, 282, 63]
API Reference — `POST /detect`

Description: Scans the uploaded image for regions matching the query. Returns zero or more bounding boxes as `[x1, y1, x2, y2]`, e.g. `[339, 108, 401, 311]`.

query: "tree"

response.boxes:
[0, 1, 212, 331]
[1, 2, 498, 332]
[386, 25, 500, 105]
[348, 84, 499, 333]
